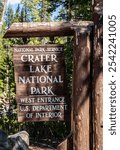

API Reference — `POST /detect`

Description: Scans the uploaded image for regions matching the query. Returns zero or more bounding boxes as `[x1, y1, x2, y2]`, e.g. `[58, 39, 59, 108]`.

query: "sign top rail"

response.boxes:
[4, 21, 93, 38]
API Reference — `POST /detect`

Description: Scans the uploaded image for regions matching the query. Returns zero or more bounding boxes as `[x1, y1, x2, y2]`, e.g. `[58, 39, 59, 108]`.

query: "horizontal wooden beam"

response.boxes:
[4, 21, 93, 38]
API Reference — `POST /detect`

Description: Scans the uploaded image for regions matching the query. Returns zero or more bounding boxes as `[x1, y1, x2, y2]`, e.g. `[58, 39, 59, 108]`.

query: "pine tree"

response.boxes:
[4, 4, 14, 28]
[20, 0, 51, 22]
[14, 4, 21, 22]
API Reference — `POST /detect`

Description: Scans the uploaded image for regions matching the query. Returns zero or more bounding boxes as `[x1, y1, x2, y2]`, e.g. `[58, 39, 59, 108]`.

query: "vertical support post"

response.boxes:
[93, 0, 103, 149]
[72, 28, 91, 150]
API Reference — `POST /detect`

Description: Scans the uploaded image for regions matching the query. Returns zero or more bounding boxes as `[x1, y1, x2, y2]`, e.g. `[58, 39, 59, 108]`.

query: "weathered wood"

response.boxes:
[57, 132, 73, 150]
[4, 21, 93, 38]
[92, 0, 103, 150]
[72, 28, 91, 150]
[13, 45, 69, 122]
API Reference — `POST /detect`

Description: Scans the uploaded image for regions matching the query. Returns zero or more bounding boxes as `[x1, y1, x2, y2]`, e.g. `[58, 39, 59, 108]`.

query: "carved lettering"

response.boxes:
[13, 45, 67, 121]
[29, 65, 52, 73]
[30, 86, 55, 95]
[21, 54, 58, 63]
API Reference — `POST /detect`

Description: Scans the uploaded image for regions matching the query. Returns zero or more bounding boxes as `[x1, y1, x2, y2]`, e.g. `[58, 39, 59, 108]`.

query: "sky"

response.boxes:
[7, 0, 21, 5]
[7, 0, 22, 13]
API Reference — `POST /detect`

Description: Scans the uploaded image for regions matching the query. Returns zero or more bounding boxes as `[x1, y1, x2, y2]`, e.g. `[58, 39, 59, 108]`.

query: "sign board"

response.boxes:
[13, 45, 69, 122]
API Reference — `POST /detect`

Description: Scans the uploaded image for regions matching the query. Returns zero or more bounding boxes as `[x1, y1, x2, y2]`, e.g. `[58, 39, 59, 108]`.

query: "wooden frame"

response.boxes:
[4, 21, 94, 150]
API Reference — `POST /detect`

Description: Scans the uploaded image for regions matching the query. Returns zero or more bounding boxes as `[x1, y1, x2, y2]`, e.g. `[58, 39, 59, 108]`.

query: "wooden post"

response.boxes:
[72, 27, 91, 150]
[93, 0, 103, 149]
[57, 132, 73, 150]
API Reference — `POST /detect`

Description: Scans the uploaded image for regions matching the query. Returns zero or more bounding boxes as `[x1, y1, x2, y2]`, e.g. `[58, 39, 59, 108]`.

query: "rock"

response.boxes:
[8, 131, 29, 150]
[0, 129, 10, 149]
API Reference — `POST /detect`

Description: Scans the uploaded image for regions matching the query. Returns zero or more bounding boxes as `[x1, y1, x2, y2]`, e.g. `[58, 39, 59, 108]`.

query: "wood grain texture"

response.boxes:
[72, 30, 91, 150]
[92, 0, 103, 149]
[4, 21, 93, 38]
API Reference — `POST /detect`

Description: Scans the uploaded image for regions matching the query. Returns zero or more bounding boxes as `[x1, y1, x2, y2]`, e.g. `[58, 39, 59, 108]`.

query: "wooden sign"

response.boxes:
[13, 45, 69, 122]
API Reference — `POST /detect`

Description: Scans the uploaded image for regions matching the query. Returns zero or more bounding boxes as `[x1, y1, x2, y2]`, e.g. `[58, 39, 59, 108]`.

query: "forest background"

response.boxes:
[0, 0, 92, 148]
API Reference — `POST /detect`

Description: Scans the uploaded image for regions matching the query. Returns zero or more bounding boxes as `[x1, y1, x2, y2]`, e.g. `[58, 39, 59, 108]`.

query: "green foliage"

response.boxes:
[55, 0, 92, 20]
[4, 5, 14, 27]
[20, 0, 51, 22]
[0, 33, 19, 135]
[0, 0, 3, 20]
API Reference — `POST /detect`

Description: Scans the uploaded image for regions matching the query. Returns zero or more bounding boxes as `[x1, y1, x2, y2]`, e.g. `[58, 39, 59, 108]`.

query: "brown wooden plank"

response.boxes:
[4, 21, 93, 38]
[13, 45, 70, 122]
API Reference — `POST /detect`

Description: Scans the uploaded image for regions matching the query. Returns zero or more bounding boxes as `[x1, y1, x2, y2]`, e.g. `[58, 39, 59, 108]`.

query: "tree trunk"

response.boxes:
[92, 0, 103, 149]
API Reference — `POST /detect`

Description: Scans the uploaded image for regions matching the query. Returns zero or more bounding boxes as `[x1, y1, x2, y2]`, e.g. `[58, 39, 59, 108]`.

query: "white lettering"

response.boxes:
[37, 97, 65, 103]
[30, 86, 55, 95]
[29, 65, 52, 73]
[20, 54, 58, 63]
[32, 104, 67, 111]
[20, 98, 35, 103]
[35, 112, 62, 118]
[21, 55, 27, 62]
[26, 113, 33, 118]
[18, 75, 63, 84]
[19, 106, 29, 111]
